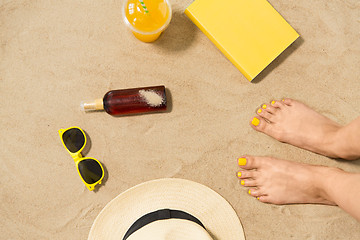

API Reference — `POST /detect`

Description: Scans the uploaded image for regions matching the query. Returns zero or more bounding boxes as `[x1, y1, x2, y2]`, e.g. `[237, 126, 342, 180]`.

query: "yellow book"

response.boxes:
[185, 0, 299, 81]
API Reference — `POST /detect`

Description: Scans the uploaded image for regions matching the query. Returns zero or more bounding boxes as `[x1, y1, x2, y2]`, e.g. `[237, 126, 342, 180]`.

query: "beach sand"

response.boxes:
[1, 0, 359, 239]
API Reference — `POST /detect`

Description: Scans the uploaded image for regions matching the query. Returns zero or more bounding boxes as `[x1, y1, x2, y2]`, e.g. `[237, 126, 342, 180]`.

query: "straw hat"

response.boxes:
[88, 178, 245, 240]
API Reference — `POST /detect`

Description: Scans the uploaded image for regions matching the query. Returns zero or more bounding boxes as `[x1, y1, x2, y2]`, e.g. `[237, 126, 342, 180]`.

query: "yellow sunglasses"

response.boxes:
[59, 126, 104, 191]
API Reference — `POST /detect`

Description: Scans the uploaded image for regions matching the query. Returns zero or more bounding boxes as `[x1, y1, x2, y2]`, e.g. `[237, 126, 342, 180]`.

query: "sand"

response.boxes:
[1, 0, 359, 239]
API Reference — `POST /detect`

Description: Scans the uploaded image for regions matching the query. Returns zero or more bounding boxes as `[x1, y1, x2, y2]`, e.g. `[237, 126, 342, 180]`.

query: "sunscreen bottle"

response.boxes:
[81, 85, 167, 116]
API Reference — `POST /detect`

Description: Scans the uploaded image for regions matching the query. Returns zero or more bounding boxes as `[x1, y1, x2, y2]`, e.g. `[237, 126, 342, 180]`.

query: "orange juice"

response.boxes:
[123, 0, 172, 42]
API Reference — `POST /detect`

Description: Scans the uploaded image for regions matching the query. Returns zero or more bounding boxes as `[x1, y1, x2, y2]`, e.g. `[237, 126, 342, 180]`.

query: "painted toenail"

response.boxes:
[257, 109, 262, 113]
[251, 117, 260, 126]
[257, 197, 260, 200]
[282, 99, 285, 102]
[237, 172, 242, 177]
[262, 104, 267, 109]
[241, 180, 245, 185]
[238, 158, 247, 166]
[248, 190, 251, 194]
[271, 100, 275, 105]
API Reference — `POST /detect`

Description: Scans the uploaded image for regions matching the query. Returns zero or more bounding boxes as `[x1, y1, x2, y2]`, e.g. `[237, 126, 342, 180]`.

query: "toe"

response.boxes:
[240, 179, 257, 187]
[260, 103, 268, 110]
[250, 115, 283, 141]
[237, 155, 261, 170]
[262, 104, 277, 114]
[282, 98, 293, 106]
[271, 99, 286, 109]
[250, 116, 269, 133]
[257, 108, 273, 122]
[257, 195, 271, 203]
[248, 188, 264, 197]
[258, 194, 286, 204]
[237, 170, 256, 179]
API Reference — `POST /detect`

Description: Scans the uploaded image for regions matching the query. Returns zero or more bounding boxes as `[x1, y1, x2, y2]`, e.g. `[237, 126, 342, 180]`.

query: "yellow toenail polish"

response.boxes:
[262, 104, 267, 109]
[237, 172, 242, 177]
[257, 197, 260, 200]
[248, 190, 251, 194]
[282, 99, 285, 102]
[257, 109, 262, 113]
[241, 180, 245, 185]
[238, 158, 247, 166]
[271, 100, 275, 105]
[251, 117, 260, 126]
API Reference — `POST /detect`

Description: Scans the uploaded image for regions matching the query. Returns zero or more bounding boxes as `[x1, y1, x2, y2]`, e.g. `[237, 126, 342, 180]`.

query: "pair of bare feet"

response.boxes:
[237, 98, 360, 220]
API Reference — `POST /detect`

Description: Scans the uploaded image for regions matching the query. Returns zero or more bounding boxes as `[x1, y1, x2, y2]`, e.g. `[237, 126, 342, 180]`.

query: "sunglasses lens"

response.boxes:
[62, 128, 85, 153]
[78, 159, 103, 184]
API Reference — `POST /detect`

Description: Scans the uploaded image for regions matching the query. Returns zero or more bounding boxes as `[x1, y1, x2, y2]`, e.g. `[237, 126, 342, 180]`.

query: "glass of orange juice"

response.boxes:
[123, 0, 172, 43]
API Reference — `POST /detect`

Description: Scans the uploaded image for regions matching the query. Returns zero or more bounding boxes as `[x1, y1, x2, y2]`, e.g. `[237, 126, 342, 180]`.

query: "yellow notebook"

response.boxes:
[185, 0, 299, 81]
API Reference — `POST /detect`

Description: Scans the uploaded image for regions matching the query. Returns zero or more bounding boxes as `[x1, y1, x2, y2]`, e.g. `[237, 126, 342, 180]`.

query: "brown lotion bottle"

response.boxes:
[81, 86, 167, 116]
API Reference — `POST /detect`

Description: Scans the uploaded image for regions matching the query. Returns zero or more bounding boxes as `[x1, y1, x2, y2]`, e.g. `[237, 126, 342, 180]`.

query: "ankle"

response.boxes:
[318, 126, 342, 158]
[313, 166, 339, 205]
[330, 126, 360, 160]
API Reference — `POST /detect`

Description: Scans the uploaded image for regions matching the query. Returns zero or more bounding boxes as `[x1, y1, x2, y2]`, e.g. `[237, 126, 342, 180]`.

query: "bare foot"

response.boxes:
[237, 156, 337, 205]
[250, 98, 345, 159]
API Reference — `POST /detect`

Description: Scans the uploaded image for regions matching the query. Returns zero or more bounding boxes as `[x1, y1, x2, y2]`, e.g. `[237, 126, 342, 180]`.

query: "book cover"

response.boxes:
[185, 0, 299, 81]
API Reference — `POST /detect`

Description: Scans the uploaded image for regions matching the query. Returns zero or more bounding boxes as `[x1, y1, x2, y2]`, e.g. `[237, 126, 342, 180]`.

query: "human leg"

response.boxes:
[250, 98, 360, 160]
[237, 155, 360, 221]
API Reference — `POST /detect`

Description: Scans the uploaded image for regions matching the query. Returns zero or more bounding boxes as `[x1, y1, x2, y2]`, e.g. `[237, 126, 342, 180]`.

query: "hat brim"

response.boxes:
[88, 178, 245, 240]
